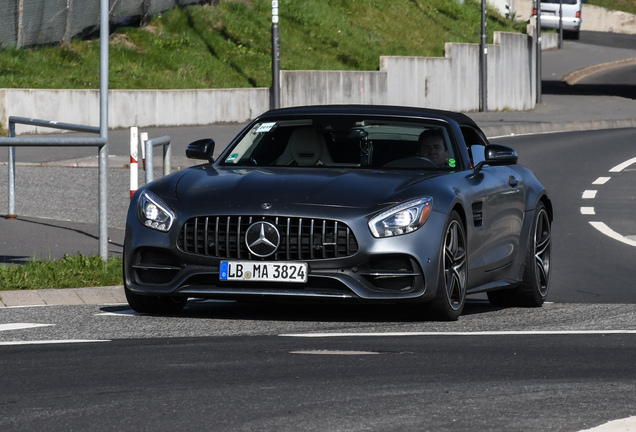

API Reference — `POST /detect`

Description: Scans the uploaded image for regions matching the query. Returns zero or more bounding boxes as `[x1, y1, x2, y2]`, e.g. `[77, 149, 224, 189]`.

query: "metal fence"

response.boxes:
[0, 0, 216, 49]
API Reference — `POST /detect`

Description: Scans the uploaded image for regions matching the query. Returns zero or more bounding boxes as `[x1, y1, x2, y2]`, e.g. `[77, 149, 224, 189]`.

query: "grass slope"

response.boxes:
[0, 0, 523, 90]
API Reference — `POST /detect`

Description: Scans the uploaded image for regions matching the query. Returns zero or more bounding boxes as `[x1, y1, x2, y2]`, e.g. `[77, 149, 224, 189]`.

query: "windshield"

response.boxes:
[222, 115, 459, 170]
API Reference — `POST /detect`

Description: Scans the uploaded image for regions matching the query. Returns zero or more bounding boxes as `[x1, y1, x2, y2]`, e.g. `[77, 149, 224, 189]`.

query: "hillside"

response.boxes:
[0, 0, 524, 90]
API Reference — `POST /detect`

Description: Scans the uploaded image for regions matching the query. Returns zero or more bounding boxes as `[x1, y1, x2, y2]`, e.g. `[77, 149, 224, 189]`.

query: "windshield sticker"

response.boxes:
[254, 122, 278, 134]
[448, 158, 456, 168]
[226, 153, 239, 163]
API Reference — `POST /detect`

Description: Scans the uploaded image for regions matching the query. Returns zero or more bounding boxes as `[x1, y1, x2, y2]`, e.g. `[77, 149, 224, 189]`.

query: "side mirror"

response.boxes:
[186, 138, 215, 163]
[474, 144, 518, 172]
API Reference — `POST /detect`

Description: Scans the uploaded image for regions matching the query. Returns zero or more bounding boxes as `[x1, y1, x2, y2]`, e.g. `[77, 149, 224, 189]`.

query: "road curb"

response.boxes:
[0, 286, 126, 307]
[482, 118, 636, 138]
[563, 57, 636, 85]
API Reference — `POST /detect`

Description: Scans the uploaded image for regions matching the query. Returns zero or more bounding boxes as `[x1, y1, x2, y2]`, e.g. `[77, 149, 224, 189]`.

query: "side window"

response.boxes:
[461, 126, 488, 168]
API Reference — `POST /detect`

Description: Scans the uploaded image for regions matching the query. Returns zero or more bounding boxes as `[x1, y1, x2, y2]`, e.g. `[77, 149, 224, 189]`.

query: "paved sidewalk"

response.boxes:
[1, 32, 635, 308]
[0, 286, 125, 307]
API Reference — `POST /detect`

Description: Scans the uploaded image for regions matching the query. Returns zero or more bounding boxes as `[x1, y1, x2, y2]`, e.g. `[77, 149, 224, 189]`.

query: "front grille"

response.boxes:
[177, 216, 359, 261]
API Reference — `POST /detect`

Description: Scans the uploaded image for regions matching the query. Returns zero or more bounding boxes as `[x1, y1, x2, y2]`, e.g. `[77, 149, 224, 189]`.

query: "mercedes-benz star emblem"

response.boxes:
[245, 221, 280, 257]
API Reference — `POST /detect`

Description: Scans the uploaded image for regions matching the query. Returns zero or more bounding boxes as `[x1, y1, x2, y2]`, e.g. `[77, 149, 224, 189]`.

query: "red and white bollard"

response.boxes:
[130, 127, 138, 199]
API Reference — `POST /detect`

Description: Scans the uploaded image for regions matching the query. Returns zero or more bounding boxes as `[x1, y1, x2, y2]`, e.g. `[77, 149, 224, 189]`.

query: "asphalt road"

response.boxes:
[1, 301, 635, 431]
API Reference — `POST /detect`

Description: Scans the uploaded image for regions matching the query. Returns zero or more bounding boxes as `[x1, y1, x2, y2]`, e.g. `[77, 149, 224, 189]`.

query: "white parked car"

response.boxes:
[534, 0, 583, 40]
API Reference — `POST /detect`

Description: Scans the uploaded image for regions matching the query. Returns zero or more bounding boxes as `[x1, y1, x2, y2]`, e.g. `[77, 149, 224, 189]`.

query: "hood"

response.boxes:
[172, 165, 442, 215]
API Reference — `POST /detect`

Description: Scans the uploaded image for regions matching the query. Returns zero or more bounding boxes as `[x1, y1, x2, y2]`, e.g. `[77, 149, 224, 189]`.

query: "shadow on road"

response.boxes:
[542, 80, 636, 99]
[101, 298, 505, 323]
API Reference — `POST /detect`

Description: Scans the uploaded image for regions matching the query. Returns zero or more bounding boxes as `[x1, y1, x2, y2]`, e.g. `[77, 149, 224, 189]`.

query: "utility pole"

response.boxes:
[558, 0, 563, 48]
[479, 0, 487, 112]
[271, 1, 280, 109]
[536, 0, 542, 104]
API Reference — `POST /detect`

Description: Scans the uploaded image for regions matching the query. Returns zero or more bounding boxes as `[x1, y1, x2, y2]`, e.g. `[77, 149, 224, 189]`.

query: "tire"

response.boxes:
[428, 211, 467, 321]
[124, 284, 188, 314]
[487, 201, 551, 307]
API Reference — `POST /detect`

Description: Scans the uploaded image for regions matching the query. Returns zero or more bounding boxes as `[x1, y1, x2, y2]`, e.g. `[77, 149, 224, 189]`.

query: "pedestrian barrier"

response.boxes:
[0, 115, 109, 258]
[129, 126, 172, 198]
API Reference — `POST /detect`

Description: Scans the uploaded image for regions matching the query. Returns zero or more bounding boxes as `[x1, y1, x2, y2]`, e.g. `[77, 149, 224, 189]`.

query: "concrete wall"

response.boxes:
[582, 4, 636, 34]
[1, 88, 269, 134]
[2, 31, 543, 133]
[281, 70, 387, 107]
[285, 32, 539, 112]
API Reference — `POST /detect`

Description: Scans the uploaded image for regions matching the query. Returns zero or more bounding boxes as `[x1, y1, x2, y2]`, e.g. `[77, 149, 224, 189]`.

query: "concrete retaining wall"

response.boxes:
[582, 5, 636, 34]
[2, 31, 545, 133]
[1, 88, 269, 134]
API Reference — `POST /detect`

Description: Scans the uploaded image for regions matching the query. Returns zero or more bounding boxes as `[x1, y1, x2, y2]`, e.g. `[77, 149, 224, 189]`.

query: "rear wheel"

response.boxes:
[428, 211, 467, 321]
[488, 201, 551, 307]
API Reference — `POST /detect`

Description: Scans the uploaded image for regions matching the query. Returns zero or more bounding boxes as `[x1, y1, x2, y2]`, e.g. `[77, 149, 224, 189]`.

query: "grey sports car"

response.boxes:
[124, 105, 552, 320]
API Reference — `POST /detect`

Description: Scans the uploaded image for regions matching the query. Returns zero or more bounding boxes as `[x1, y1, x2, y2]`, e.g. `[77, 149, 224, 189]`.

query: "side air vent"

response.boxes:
[472, 202, 483, 228]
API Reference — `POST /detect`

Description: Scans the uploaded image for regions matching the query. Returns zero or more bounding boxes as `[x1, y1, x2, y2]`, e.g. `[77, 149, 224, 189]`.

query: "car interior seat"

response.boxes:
[277, 126, 333, 166]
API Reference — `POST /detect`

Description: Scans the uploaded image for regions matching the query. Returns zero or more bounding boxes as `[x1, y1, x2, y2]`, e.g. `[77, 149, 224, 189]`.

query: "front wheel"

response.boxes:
[427, 211, 467, 321]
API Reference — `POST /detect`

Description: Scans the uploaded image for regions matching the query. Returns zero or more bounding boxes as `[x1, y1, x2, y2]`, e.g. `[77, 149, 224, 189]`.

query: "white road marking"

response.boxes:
[589, 222, 636, 247]
[592, 177, 610, 185]
[280, 330, 636, 338]
[610, 157, 636, 172]
[0, 323, 54, 332]
[580, 157, 636, 247]
[96, 309, 139, 317]
[578, 416, 636, 432]
[289, 350, 382, 355]
[0, 340, 110, 346]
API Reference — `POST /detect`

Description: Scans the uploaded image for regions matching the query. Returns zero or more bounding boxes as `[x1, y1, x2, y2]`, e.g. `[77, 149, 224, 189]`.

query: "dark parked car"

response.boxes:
[124, 105, 552, 320]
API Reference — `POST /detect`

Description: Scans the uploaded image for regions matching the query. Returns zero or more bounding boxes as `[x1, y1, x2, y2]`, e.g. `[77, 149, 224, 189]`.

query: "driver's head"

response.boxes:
[418, 129, 449, 167]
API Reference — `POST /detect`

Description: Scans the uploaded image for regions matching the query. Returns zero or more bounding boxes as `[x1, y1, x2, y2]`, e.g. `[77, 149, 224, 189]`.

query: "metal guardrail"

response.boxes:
[0, 116, 109, 259]
[144, 135, 172, 184]
[0, 116, 173, 261]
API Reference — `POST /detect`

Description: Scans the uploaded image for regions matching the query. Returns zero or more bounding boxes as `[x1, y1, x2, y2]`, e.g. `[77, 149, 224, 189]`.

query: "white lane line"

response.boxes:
[290, 350, 382, 355]
[592, 177, 611, 185]
[589, 222, 636, 247]
[580, 207, 595, 215]
[610, 157, 636, 172]
[0, 323, 54, 332]
[0, 340, 110, 346]
[280, 330, 636, 338]
[579, 416, 636, 432]
[582, 190, 597, 199]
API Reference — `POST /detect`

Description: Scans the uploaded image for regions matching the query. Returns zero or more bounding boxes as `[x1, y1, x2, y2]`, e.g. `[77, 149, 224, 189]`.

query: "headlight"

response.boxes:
[137, 190, 175, 232]
[369, 198, 433, 238]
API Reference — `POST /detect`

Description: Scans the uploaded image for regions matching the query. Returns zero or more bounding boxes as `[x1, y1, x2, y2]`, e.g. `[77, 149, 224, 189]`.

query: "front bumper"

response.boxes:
[124, 212, 448, 304]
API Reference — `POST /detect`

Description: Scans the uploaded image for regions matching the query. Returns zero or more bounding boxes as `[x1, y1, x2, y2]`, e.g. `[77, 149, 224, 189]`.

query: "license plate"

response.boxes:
[220, 261, 308, 283]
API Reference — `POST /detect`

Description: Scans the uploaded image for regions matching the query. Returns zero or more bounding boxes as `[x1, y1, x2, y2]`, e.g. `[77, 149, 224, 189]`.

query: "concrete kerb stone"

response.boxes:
[481, 118, 636, 138]
[0, 285, 126, 307]
[563, 57, 636, 85]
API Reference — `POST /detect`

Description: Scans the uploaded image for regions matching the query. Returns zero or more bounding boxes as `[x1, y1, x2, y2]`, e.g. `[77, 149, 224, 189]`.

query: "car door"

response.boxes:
[461, 126, 526, 277]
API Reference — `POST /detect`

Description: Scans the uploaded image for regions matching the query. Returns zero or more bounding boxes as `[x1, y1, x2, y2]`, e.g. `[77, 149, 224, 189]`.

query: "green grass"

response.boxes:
[0, 254, 122, 291]
[0, 0, 524, 90]
[588, 0, 636, 15]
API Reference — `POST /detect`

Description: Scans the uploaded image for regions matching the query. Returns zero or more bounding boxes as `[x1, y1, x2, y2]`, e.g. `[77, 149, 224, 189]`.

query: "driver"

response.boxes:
[417, 129, 449, 167]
